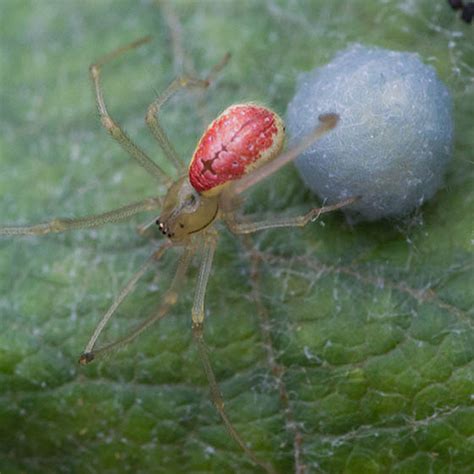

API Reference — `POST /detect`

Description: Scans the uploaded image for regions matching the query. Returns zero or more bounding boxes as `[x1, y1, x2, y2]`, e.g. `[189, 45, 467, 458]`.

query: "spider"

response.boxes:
[0, 37, 355, 472]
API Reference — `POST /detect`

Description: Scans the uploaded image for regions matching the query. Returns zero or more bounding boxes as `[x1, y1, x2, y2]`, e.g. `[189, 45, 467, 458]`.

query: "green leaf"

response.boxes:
[1, 1, 472, 473]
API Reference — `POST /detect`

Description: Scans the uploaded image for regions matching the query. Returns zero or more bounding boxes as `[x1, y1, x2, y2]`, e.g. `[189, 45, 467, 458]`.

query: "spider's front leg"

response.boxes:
[90, 36, 172, 185]
[145, 52, 230, 173]
[190, 230, 275, 474]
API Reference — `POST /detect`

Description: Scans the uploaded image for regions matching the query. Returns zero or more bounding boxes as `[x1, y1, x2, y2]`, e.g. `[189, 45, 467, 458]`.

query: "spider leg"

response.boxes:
[191, 232, 275, 473]
[145, 52, 231, 173]
[80, 240, 172, 361]
[80, 241, 194, 364]
[226, 113, 339, 198]
[0, 197, 161, 236]
[225, 197, 358, 234]
[90, 36, 172, 184]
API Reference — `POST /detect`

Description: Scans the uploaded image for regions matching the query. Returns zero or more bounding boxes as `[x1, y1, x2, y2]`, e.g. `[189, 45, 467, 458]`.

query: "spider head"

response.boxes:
[156, 177, 218, 241]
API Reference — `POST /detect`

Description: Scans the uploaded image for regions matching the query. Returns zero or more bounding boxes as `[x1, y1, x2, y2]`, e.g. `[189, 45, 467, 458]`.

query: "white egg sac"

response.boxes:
[287, 44, 453, 222]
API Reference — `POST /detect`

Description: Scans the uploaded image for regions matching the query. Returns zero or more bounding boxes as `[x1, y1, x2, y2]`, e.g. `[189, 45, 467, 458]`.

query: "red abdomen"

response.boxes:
[189, 104, 285, 195]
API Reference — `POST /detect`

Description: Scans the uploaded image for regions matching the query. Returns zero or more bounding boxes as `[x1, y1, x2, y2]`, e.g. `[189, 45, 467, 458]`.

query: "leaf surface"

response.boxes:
[0, 1, 472, 473]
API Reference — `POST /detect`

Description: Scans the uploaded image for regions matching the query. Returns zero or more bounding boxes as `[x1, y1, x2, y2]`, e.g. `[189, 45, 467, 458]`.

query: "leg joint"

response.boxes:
[89, 63, 100, 79]
[145, 108, 156, 123]
[50, 219, 67, 233]
[192, 320, 203, 335]
[101, 116, 120, 135]
[192, 309, 204, 325]
[164, 290, 178, 306]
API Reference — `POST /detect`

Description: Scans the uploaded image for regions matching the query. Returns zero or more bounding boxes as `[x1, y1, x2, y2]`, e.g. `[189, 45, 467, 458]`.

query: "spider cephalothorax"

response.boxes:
[156, 176, 218, 240]
[0, 37, 355, 473]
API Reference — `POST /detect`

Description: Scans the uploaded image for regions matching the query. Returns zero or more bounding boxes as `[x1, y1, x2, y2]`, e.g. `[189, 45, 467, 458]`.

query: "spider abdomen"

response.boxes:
[189, 104, 285, 196]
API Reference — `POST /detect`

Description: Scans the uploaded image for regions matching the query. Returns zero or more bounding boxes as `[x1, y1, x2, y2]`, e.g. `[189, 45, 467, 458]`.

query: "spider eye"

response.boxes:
[186, 194, 197, 206]
[183, 193, 199, 211]
[156, 218, 167, 235]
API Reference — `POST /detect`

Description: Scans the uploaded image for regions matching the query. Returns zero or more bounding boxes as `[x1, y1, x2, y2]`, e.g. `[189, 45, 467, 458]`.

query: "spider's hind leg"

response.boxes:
[190, 231, 275, 473]
[225, 196, 359, 235]
[80, 240, 193, 364]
